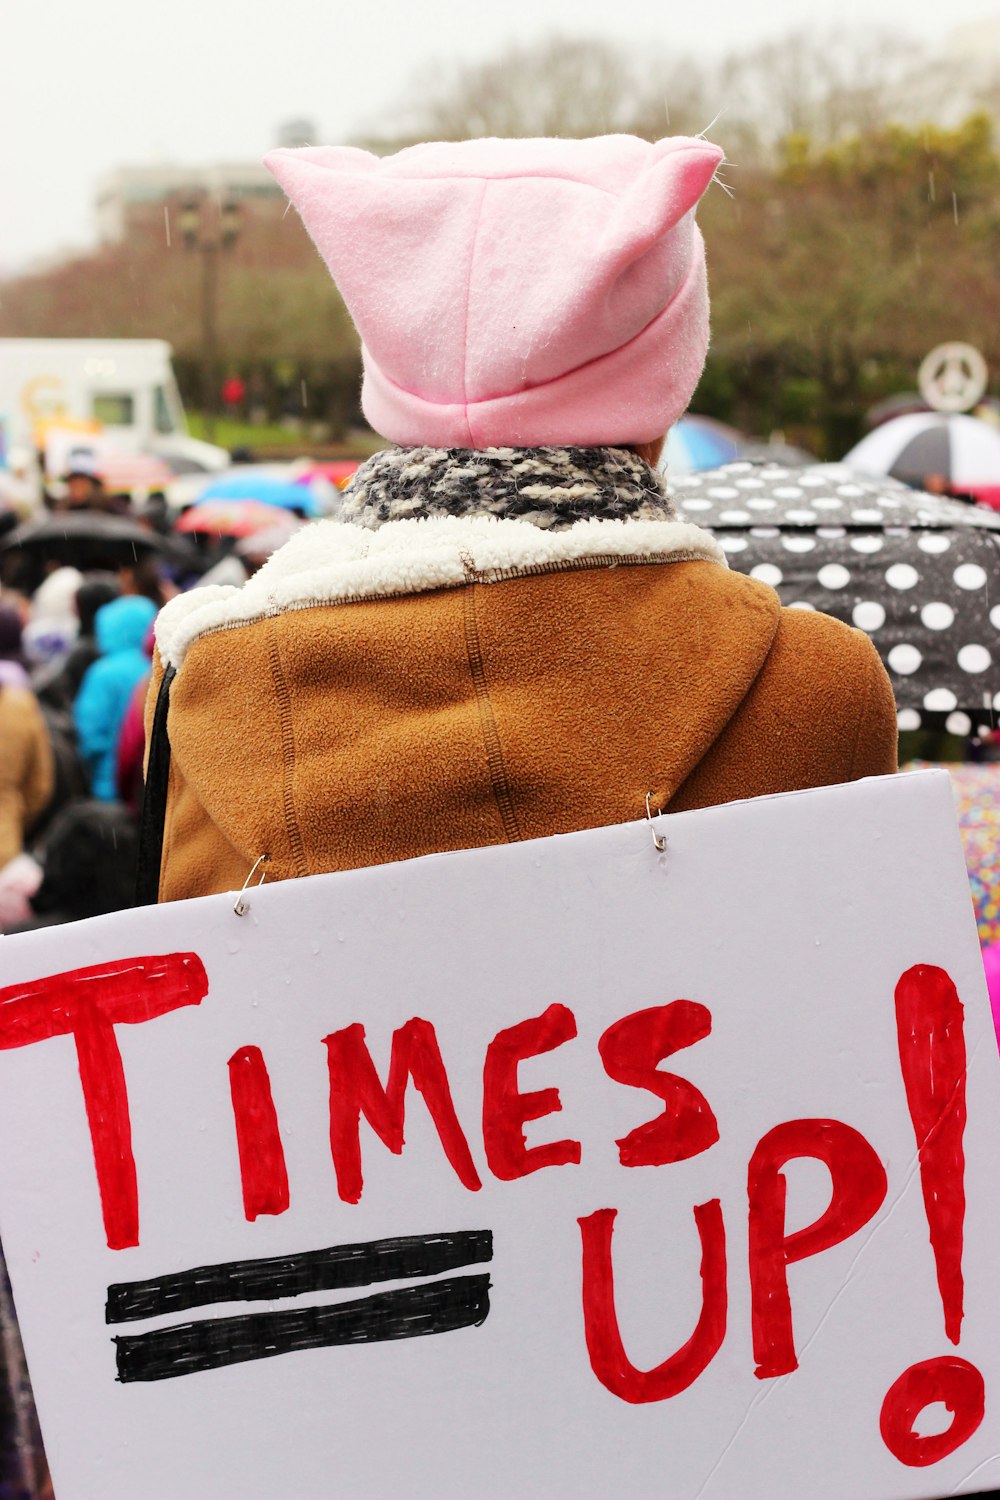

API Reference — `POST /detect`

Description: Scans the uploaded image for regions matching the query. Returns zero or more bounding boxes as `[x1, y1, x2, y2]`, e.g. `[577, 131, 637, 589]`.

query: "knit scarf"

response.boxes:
[338, 445, 676, 531]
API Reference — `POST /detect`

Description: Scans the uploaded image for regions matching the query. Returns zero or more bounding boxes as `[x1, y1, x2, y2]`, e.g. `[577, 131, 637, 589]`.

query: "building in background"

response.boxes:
[94, 122, 320, 253]
[95, 162, 284, 246]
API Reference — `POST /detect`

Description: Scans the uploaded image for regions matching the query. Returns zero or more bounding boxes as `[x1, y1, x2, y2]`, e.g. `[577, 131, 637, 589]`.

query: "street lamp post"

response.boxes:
[179, 197, 240, 444]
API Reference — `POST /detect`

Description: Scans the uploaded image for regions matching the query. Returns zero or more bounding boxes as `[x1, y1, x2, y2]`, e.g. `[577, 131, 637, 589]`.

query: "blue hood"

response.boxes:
[94, 595, 157, 656]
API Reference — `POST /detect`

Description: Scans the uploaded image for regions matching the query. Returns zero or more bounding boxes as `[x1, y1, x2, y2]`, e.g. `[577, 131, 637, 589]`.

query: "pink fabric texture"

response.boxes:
[265, 135, 723, 448]
[983, 943, 1000, 1048]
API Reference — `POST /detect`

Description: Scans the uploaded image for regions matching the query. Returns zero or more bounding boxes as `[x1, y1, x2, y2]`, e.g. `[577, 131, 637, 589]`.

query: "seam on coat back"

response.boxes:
[462, 581, 522, 845]
[163, 550, 723, 669]
[379, 246, 702, 414]
[267, 616, 309, 879]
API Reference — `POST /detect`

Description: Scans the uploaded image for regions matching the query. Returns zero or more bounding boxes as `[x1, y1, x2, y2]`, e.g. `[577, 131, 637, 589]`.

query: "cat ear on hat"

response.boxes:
[263, 145, 382, 269]
[601, 137, 724, 266]
[262, 145, 465, 283]
[263, 147, 483, 391]
[264, 145, 379, 187]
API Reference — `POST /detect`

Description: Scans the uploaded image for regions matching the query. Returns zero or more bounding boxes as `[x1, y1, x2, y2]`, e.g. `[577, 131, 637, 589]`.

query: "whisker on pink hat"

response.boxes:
[265, 134, 723, 450]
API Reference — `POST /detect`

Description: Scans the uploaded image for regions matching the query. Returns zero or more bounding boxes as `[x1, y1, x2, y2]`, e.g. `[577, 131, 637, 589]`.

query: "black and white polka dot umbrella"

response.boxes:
[668, 461, 1000, 732]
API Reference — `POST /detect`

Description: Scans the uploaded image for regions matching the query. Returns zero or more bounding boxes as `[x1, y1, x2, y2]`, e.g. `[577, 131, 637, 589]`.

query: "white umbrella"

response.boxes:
[844, 413, 1000, 510]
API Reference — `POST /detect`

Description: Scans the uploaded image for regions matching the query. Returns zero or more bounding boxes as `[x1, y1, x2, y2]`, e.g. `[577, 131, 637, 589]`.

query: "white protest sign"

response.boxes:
[0, 770, 998, 1500]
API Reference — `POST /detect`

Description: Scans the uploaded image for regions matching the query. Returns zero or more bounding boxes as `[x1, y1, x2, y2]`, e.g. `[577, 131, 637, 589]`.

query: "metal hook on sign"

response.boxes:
[234, 854, 270, 917]
[645, 792, 667, 853]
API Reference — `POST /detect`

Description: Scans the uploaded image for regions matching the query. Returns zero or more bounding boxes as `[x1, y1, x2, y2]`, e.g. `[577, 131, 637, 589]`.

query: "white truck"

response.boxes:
[0, 338, 227, 474]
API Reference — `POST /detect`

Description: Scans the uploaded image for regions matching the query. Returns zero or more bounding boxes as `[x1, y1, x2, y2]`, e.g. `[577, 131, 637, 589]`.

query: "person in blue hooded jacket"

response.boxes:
[73, 595, 157, 802]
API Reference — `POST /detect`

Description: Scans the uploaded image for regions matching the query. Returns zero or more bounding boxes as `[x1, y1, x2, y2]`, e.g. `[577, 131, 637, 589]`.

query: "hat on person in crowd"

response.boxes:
[31, 566, 83, 621]
[93, 593, 158, 658]
[62, 449, 102, 484]
[23, 566, 83, 667]
[265, 134, 723, 449]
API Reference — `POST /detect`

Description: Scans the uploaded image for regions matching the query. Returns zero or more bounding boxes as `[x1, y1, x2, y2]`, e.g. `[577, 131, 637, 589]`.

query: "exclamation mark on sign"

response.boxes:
[879, 964, 986, 1467]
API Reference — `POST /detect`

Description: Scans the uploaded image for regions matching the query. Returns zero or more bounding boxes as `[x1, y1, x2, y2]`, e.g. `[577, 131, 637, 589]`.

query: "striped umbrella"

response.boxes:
[294, 460, 362, 490]
[175, 499, 281, 538]
[844, 412, 1000, 510]
[96, 452, 174, 493]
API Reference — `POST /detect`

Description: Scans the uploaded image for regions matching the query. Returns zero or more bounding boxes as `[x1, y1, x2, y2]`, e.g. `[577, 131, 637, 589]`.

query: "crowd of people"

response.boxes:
[0, 460, 188, 935]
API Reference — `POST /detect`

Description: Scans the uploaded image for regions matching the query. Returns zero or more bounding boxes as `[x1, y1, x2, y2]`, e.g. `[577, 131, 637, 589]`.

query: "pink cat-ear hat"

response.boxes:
[265, 134, 723, 449]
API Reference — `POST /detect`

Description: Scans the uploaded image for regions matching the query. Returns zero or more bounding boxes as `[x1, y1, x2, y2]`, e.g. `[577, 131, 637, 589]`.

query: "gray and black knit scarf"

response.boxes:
[339, 445, 676, 531]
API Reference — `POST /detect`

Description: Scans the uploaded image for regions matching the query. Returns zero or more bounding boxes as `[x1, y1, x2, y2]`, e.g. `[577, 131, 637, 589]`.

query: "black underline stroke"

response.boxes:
[107, 1230, 493, 1324]
[114, 1273, 491, 1383]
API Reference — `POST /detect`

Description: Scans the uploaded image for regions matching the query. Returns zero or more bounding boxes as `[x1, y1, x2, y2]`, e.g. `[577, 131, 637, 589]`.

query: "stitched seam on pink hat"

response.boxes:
[383, 171, 618, 196]
[373, 144, 714, 191]
[377, 248, 703, 411]
[461, 179, 490, 448]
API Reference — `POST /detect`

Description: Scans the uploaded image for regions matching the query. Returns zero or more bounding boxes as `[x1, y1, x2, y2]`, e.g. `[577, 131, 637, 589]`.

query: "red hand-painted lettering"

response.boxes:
[482, 1003, 582, 1180]
[599, 1002, 719, 1166]
[894, 964, 968, 1345]
[0, 954, 207, 1249]
[228, 1046, 290, 1221]
[880, 1356, 985, 1466]
[578, 1202, 727, 1402]
[324, 1019, 481, 1204]
[748, 1118, 887, 1379]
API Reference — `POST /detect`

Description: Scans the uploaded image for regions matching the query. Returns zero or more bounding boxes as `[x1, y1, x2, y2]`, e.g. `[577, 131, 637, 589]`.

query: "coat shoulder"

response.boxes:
[768, 605, 898, 778]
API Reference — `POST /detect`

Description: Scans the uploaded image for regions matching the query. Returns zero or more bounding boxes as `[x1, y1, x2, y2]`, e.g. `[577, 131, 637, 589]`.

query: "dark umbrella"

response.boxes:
[670, 461, 1000, 731]
[0, 511, 198, 584]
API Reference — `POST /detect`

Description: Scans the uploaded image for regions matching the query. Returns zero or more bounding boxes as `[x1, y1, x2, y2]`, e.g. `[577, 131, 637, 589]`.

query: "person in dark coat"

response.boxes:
[0, 602, 30, 690]
[6, 799, 137, 931]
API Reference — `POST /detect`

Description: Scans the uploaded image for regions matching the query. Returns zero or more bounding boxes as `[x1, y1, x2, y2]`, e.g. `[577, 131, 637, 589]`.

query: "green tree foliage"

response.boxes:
[699, 112, 1000, 452]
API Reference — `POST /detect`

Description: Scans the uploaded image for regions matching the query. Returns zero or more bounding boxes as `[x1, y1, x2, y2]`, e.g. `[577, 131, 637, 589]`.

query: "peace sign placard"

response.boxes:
[918, 343, 989, 414]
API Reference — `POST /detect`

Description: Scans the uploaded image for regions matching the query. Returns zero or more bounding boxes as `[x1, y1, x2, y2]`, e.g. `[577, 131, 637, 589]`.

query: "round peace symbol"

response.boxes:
[918, 343, 989, 413]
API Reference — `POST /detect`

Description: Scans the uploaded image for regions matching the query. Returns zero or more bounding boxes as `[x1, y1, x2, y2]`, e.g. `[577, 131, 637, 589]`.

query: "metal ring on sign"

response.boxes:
[234, 854, 270, 917]
[645, 792, 667, 853]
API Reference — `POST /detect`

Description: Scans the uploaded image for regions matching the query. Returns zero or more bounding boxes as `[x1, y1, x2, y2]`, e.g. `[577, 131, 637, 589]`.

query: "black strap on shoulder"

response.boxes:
[134, 664, 176, 907]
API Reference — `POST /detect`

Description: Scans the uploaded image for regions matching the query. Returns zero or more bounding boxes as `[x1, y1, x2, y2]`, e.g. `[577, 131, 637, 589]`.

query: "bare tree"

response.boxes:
[715, 29, 987, 165]
[367, 27, 995, 173]
[375, 35, 713, 145]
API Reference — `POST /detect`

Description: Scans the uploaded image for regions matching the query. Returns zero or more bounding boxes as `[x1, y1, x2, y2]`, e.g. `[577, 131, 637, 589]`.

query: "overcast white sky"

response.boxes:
[3, 0, 999, 274]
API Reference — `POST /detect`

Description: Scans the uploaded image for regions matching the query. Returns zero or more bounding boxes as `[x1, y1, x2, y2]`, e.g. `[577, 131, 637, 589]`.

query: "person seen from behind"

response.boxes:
[142, 134, 897, 903]
[0, 602, 54, 922]
[0, 601, 31, 691]
[75, 594, 156, 802]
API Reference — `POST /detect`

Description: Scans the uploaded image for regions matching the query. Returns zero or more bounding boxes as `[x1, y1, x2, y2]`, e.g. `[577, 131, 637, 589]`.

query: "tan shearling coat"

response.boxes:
[147, 515, 898, 903]
[0, 686, 54, 870]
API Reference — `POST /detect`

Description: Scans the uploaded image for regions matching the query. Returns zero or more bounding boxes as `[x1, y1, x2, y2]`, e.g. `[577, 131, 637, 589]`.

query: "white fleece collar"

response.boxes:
[156, 514, 727, 670]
